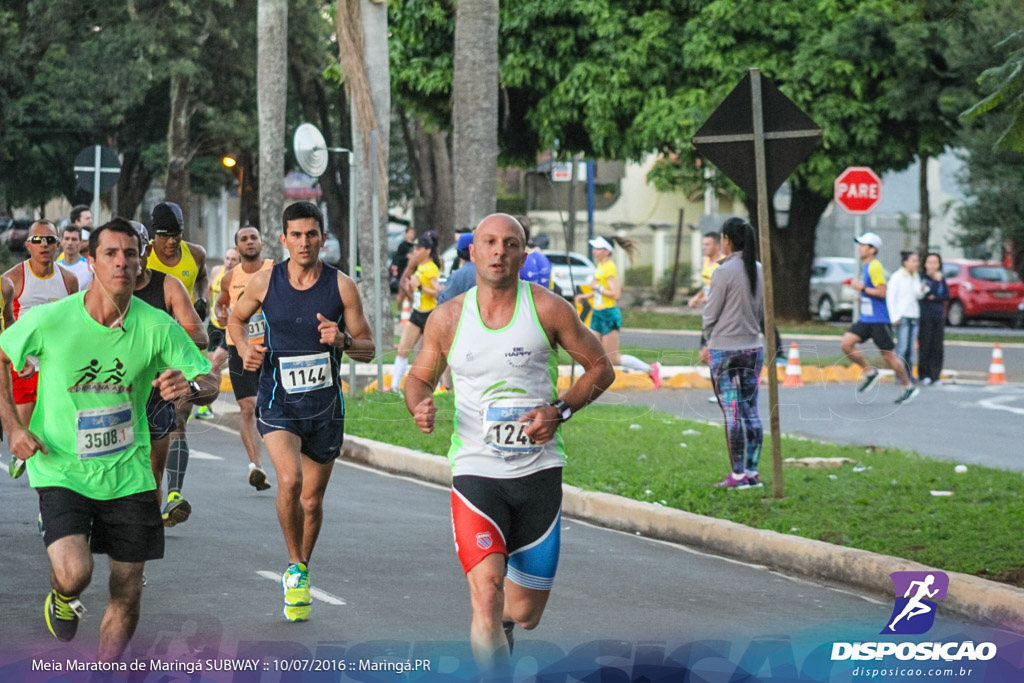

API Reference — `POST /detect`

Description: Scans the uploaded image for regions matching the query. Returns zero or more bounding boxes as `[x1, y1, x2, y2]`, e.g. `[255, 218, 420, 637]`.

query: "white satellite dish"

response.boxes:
[294, 123, 329, 177]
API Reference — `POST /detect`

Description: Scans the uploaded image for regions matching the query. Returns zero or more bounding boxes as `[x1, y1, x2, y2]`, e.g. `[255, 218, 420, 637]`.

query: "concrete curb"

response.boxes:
[341, 434, 1024, 634]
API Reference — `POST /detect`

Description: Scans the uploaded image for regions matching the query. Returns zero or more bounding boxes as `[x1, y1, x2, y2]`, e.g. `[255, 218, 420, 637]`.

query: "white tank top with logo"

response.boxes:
[14, 261, 71, 319]
[446, 281, 565, 478]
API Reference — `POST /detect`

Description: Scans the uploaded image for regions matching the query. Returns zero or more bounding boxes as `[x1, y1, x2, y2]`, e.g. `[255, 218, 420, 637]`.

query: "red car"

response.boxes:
[942, 259, 1024, 327]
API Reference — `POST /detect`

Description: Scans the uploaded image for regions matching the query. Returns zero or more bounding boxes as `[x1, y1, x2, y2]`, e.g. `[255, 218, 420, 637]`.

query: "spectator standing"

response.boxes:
[688, 232, 722, 309]
[700, 218, 765, 489]
[918, 253, 949, 385]
[886, 251, 925, 382]
[390, 226, 416, 299]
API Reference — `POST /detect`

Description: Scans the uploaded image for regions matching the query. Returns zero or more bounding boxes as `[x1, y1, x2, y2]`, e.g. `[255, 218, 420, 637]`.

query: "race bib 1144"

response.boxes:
[279, 352, 333, 394]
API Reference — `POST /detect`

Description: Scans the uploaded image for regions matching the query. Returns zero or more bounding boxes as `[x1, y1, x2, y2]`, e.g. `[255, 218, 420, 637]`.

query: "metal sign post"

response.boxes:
[692, 68, 823, 499]
[370, 129, 384, 390]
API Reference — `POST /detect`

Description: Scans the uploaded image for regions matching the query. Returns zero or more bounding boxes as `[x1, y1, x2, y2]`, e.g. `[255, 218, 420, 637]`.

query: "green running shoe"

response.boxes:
[44, 590, 86, 642]
[10, 457, 26, 479]
[195, 405, 215, 421]
[162, 491, 192, 527]
[281, 563, 311, 621]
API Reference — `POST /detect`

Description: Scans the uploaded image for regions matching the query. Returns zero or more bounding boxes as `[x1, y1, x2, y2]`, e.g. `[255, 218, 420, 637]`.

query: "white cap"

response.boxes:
[854, 232, 882, 250]
[588, 236, 614, 252]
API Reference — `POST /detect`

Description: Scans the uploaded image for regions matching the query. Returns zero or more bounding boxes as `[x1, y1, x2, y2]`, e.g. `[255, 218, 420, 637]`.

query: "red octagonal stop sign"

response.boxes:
[835, 167, 882, 214]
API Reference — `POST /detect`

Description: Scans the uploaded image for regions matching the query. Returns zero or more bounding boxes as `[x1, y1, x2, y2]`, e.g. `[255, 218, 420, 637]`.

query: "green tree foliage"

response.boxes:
[962, 27, 1024, 152]
[390, 0, 976, 317]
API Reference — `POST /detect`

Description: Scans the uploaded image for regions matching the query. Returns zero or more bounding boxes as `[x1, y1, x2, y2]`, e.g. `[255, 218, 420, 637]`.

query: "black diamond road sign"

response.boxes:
[74, 146, 121, 193]
[692, 73, 821, 200]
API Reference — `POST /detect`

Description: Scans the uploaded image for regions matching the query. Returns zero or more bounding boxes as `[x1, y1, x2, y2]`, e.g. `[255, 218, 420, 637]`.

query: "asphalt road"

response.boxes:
[604, 381, 1024, 472]
[621, 329, 1024, 382]
[0, 412, 1014, 680]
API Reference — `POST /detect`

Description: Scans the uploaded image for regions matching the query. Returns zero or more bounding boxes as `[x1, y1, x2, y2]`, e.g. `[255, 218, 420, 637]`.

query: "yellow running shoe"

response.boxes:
[281, 562, 311, 621]
[162, 491, 192, 527]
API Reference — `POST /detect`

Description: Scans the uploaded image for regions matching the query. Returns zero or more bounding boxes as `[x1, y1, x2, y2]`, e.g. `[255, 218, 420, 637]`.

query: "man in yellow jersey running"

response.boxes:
[146, 202, 209, 525]
[216, 226, 274, 490]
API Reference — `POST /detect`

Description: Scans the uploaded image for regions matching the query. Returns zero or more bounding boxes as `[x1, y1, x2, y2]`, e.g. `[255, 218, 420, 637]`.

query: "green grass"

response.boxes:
[345, 393, 1024, 587]
[620, 308, 1024, 344]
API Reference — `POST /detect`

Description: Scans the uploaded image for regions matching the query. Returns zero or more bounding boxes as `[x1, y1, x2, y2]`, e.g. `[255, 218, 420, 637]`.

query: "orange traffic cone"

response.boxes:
[399, 299, 411, 327]
[987, 343, 1006, 385]
[783, 342, 804, 387]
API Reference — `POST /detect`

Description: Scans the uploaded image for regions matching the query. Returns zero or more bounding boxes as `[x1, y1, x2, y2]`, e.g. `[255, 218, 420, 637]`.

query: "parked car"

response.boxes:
[942, 259, 1024, 327]
[0, 218, 33, 253]
[808, 256, 859, 321]
[321, 233, 341, 266]
[547, 251, 596, 300]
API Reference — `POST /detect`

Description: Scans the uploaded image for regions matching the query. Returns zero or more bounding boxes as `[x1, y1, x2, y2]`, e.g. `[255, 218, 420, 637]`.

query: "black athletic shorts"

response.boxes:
[37, 487, 164, 563]
[145, 387, 178, 440]
[256, 410, 345, 464]
[228, 345, 260, 401]
[409, 309, 431, 331]
[847, 321, 896, 352]
[207, 322, 227, 351]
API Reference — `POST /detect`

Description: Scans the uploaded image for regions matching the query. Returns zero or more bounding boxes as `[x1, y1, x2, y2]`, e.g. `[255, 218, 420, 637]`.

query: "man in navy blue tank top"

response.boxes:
[227, 202, 375, 622]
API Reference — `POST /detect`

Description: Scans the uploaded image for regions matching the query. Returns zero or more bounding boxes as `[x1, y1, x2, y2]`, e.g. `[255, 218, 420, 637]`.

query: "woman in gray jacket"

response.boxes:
[701, 217, 765, 489]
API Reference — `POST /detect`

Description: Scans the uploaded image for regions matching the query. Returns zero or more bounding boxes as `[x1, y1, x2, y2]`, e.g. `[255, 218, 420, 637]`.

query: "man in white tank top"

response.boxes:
[404, 214, 614, 674]
[3, 220, 78, 427]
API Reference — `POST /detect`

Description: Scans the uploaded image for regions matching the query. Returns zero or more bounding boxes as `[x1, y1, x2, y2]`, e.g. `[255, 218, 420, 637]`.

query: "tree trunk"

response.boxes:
[337, 0, 392, 349]
[257, 0, 287, 260]
[918, 154, 931, 257]
[428, 128, 454, 247]
[165, 71, 192, 225]
[291, 61, 350, 271]
[746, 184, 832, 321]
[239, 148, 259, 228]
[452, 0, 498, 230]
[116, 150, 154, 220]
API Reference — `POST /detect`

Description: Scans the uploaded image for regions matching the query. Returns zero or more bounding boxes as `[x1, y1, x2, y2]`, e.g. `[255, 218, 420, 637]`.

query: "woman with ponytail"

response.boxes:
[701, 217, 765, 489]
[575, 235, 661, 388]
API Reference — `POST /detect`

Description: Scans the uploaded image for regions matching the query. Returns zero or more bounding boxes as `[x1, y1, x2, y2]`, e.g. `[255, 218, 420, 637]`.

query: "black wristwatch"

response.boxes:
[187, 380, 202, 399]
[550, 398, 572, 423]
[342, 331, 353, 350]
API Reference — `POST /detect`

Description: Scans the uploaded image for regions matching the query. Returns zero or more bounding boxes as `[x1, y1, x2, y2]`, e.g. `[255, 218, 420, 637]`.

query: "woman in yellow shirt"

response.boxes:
[390, 233, 442, 393]
[575, 236, 661, 389]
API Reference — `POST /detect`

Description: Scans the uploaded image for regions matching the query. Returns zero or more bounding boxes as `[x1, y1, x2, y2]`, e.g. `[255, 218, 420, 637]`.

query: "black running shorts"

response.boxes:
[207, 322, 228, 351]
[847, 321, 896, 352]
[228, 345, 261, 401]
[37, 487, 164, 563]
[409, 309, 431, 331]
[145, 387, 178, 440]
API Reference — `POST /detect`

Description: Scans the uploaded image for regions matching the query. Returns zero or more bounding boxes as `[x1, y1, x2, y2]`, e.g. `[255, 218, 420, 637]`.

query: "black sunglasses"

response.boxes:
[28, 235, 58, 245]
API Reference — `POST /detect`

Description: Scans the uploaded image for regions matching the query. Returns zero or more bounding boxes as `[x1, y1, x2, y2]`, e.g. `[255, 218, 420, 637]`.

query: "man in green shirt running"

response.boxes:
[0, 219, 219, 662]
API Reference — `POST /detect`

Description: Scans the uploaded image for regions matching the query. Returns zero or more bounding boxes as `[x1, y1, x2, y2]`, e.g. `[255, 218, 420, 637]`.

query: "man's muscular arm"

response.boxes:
[403, 299, 460, 433]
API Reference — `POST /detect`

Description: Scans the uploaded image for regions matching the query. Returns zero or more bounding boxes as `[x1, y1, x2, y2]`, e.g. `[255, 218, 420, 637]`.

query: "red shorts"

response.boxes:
[11, 367, 38, 405]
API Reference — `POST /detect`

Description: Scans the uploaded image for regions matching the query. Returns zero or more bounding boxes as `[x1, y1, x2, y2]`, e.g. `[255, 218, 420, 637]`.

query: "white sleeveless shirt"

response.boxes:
[446, 281, 565, 478]
[14, 261, 71, 319]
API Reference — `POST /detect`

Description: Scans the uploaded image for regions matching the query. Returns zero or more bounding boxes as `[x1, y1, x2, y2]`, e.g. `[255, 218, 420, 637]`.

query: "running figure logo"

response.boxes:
[882, 571, 948, 635]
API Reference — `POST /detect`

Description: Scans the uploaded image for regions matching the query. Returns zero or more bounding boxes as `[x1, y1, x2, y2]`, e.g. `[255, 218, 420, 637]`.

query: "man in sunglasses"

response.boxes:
[2, 221, 79, 447]
[145, 202, 209, 527]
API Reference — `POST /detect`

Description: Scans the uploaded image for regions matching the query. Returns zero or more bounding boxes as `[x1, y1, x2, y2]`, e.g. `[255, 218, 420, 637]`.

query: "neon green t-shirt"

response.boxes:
[592, 260, 619, 310]
[0, 292, 211, 500]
